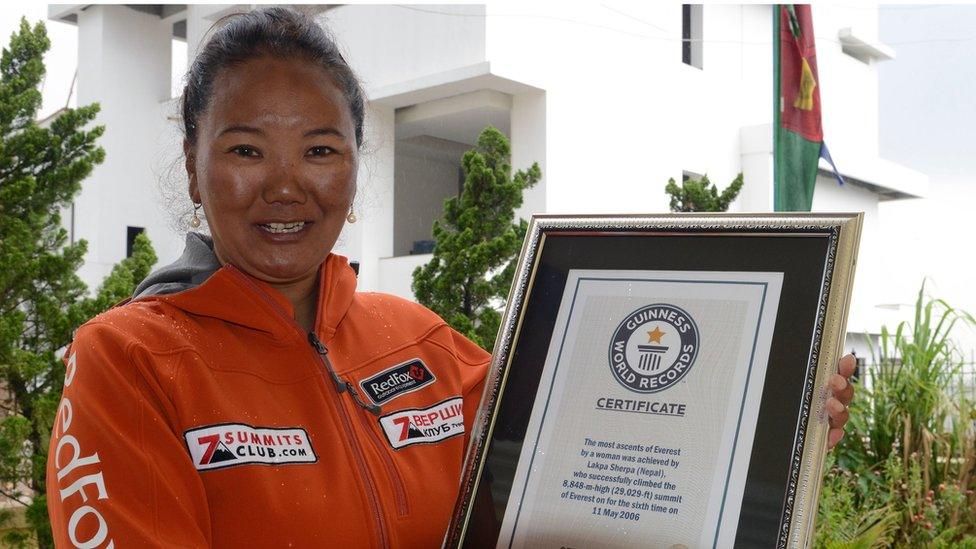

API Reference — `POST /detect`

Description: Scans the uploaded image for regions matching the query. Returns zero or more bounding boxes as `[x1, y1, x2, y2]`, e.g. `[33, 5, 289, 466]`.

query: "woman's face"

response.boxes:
[186, 55, 358, 285]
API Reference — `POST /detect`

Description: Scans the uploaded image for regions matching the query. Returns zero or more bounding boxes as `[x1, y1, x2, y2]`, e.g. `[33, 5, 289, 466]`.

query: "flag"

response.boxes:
[774, 5, 841, 211]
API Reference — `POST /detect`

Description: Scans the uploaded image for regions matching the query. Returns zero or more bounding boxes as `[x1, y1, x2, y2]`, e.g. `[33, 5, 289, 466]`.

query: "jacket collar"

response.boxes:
[134, 233, 357, 343]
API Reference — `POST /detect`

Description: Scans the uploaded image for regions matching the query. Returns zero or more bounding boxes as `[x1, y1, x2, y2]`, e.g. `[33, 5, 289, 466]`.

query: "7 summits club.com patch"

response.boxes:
[184, 423, 317, 471]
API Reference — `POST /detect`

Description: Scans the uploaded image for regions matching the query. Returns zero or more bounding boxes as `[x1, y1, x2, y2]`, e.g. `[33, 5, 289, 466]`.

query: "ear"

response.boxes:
[184, 139, 200, 203]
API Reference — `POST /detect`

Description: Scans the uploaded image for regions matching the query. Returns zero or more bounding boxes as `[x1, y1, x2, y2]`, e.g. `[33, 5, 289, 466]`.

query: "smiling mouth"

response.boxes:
[258, 221, 309, 234]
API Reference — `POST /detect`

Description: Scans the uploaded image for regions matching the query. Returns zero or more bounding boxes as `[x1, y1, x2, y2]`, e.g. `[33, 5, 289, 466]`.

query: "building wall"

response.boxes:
[484, 4, 772, 214]
[394, 145, 462, 257]
[313, 5, 487, 287]
[802, 6, 919, 349]
[480, 3, 920, 352]
[322, 5, 487, 93]
[63, 4, 926, 351]
[511, 90, 548, 221]
[810, 176, 887, 338]
[334, 103, 396, 293]
[74, 5, 185, 289]
[877, 5, 976, 356]
[813, 6, 881, 160]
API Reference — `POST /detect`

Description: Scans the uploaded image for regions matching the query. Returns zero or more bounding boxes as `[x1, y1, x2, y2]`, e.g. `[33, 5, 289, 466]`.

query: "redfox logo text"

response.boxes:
[183, 424, 317, 471]
[379, 397, 464, 450]
[359, 358, 435, 405]
[53, 350, 116, 549]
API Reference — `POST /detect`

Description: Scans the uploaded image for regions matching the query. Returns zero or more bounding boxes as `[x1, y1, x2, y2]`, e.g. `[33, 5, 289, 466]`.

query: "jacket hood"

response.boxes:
[132, 232, 358, 342]
[133, 233, 222, 299]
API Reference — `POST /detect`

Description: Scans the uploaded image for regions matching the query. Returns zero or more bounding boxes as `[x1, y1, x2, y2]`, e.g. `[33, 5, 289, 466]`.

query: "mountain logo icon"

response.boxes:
[405, 422, 425, 440]
[209, 442, 237, 464]
[196, 434, 239, 465]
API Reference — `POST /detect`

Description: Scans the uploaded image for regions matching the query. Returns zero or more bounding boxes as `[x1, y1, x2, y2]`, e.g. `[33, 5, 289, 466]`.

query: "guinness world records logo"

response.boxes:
[608, 304, 700, 393]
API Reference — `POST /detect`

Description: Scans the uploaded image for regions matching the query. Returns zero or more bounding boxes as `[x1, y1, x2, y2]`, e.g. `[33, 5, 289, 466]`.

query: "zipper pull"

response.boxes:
[308, 331, 328, 354]
[308, 332, 347, 393]
[308, 332, 382, 416]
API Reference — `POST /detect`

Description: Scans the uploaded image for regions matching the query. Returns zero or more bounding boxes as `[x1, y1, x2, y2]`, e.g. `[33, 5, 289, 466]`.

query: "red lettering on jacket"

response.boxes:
[197, 434, 220, 465]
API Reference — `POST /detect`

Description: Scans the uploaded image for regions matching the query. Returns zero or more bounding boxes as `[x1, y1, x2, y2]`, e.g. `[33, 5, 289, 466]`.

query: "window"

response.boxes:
[126, 226, 145, 258]
[682, 5, 703, 69]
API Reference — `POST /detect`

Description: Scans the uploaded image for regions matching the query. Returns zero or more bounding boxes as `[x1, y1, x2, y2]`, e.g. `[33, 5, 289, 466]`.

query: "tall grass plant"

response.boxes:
[816, 284, 976, 547]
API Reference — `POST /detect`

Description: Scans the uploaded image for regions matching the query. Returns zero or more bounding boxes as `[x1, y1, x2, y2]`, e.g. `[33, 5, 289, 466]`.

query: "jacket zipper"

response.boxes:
[226, 267, 390, 548]
[309, 333, 410, 517]
[355, 405, 410, 516]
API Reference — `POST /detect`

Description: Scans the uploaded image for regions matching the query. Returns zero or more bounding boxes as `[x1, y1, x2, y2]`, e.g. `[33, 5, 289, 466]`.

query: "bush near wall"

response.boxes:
[816, 285, 976, 548]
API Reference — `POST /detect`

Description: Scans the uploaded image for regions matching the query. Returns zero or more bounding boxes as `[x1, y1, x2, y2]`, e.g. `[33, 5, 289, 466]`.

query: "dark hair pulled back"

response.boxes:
[181, 7, 365, 147]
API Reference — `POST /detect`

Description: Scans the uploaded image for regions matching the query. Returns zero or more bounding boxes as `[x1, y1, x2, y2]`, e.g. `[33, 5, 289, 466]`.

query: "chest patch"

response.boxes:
[378, 397, 465, 450]
[359, 358, 436, 405]
[184, 424, 317, 471]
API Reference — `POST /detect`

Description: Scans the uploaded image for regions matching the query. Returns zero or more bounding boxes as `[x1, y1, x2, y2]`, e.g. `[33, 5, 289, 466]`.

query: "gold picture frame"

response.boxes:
[446, 213, 862, 548]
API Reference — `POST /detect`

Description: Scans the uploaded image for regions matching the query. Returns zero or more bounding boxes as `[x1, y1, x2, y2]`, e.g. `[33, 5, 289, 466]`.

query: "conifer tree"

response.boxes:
[0, 19, 156, 547]
[665, 173, 743, 212]
[412, 126, 541, 351]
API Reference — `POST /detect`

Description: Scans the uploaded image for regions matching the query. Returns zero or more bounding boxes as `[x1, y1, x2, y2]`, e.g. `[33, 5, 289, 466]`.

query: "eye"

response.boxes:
[306, 146, 336, 157]
[230, 145, 260, 158]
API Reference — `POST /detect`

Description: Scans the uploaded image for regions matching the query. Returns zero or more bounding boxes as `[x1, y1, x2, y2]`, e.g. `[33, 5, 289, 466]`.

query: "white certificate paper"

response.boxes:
[497, 270, 784, 549]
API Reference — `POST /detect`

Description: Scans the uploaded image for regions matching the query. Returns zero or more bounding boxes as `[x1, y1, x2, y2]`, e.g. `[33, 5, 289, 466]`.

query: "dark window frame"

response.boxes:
[126, 226, 145, 258]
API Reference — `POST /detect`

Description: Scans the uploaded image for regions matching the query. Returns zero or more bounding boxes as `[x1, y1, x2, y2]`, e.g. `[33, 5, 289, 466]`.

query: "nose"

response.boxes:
[261, 158, 307, 205]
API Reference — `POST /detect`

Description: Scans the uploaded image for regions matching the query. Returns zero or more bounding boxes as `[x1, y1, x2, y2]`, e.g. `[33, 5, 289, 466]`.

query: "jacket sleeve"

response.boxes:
[47, 321, 211, 548]
[445, 328, 491, 450]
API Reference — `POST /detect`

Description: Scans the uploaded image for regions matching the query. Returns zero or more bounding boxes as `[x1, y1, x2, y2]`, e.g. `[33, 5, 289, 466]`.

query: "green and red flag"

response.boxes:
[774, 4, 842, 211]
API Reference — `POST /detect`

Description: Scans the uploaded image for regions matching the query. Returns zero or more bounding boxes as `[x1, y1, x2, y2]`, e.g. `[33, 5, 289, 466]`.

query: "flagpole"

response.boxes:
[772, 4, 781, 212]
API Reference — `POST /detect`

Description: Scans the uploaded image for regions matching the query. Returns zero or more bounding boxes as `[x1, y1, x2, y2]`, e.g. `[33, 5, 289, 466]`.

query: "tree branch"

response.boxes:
[0, 487, 30, 507]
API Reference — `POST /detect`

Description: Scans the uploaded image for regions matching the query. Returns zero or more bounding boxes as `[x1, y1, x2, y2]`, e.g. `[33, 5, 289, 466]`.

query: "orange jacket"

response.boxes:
[47, 236, 489, 548]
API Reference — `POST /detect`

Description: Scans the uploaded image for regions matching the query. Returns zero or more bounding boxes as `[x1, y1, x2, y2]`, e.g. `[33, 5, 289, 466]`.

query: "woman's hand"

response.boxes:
[826, 354, 856, 449]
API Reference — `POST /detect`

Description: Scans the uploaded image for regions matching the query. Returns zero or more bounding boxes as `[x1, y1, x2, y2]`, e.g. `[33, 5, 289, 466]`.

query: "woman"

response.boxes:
[45, 7, 855, 548]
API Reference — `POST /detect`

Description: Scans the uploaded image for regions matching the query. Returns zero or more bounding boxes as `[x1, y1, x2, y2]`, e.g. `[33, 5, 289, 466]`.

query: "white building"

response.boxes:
[47, 3, 928, 360]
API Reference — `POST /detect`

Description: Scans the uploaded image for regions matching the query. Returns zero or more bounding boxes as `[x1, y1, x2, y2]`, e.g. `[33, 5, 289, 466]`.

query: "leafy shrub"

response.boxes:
[816, 284, 976, 547]
[664, 173, 743, 212]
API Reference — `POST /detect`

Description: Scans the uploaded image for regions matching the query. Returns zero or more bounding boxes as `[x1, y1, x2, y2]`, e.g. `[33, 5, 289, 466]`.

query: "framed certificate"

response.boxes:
[446, 213, 862, 549]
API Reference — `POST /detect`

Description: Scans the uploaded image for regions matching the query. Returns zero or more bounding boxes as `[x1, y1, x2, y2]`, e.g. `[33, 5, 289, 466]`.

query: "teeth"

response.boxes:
[261, 221, 306, 234]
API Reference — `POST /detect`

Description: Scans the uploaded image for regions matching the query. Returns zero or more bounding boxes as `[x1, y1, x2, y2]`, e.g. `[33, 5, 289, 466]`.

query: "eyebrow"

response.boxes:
[217, 125, 264, 138]
[303, 127, 346, 139]
[215, 125, 346, 139]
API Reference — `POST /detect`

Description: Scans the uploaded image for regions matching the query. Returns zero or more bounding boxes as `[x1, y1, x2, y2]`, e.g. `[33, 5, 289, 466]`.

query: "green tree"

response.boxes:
[664, 173, 743, 212]
[0, 19, 157, 547]
[412, 126, 541, 351]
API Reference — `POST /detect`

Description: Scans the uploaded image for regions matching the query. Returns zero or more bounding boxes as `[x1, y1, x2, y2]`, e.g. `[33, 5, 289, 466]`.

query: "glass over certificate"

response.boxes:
[446, 214, 863, 549]
[499, 270, 783, 548]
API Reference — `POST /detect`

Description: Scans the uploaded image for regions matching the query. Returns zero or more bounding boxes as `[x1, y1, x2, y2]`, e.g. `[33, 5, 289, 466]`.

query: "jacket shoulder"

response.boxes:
[339, 292, 490, 368]
[64, 302, 191, 410]
[351, 292, 446, 333]
[79, 298, 199, 355]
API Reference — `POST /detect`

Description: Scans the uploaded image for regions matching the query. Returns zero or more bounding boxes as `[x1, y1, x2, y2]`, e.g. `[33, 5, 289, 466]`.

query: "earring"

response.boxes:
[189, 203, 202, 228]
[346, 207, 357, 224]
